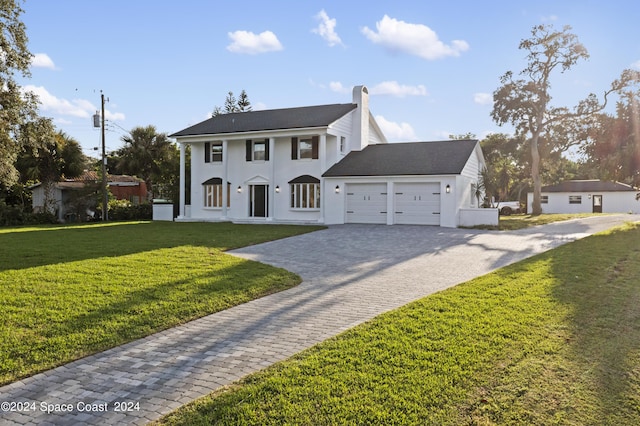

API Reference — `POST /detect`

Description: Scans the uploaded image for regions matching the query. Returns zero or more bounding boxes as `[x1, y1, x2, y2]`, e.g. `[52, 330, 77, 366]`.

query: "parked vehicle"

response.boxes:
[494, 201, 522, 215]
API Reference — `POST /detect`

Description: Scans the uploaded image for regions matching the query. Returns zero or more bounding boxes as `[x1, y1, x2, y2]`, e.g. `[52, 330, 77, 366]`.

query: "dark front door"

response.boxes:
[592, 195, 602, 213]
[250, 185, 268, 217]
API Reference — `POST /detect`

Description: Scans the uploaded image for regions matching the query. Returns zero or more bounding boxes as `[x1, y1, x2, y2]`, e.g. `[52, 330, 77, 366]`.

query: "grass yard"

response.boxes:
[498, 213, 610, 230]
[157, 222, 640, 425]
[0, 221, 323, 386]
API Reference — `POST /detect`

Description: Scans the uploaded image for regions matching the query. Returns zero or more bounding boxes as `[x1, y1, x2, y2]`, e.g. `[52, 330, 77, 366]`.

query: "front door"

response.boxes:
[250, 185, 268, 217]
[592, 194, 602, 213]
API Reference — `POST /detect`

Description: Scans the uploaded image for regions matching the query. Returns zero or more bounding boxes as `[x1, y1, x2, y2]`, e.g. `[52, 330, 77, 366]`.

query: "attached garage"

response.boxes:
[323, 140, 488, 227]
[345, 183, 387, 224]
[394, 182, 441, 225]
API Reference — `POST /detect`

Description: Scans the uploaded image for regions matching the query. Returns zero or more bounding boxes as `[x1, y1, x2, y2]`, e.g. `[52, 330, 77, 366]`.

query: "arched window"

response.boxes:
[289, 175, 320, 209]
[203, 177, 230, 208]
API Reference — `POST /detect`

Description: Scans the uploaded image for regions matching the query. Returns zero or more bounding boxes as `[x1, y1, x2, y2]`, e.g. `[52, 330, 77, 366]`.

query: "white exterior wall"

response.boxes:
[187, 131, 355, 223]
[31, 185, 63, 220]
[527, 191, 640, 214]
[324, 176, 459, 227]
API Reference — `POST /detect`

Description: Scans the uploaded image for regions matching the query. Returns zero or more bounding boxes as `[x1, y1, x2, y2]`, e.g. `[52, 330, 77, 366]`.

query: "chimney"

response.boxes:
[352, 85, 369, 150]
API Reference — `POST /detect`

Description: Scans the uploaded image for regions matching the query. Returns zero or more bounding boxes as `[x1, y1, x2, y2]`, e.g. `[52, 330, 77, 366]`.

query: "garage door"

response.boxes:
[346, 183, 387, 224]
[394, 183, 441, 225]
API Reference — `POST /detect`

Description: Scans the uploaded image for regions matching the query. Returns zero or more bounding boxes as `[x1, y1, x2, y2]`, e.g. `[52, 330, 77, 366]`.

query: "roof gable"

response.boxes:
[323, 140, 479, 177]
[541, 180, 637, 192]
[171, 103, 357, 137]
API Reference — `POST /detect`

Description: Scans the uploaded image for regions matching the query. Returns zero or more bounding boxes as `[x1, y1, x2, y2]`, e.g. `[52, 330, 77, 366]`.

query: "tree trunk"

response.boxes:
[530, 132, 542, 215]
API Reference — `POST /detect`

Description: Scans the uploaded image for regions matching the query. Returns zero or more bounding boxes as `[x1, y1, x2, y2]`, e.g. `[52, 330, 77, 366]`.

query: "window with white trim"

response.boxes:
[246, 139, 269, 162]
[299, 139, 313, 159]
[211, 143, 222, 162]
[203, 178, 230, 208]
[569, 195, 581, 204]
[204, 142, 223, 163]
[340, 136, 346, 153]
[541, 195, 549, 204]
[253, 140, 266, 161]
[291, 136, 319, 160]
[289, 175, 320, 209]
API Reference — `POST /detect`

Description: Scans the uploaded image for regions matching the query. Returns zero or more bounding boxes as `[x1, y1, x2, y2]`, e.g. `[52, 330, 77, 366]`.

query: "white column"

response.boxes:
[268, 137, 275, 220]
[222, 140, 229, 219]
[178, 142, 186, 219]
[319, 133, 327, 223]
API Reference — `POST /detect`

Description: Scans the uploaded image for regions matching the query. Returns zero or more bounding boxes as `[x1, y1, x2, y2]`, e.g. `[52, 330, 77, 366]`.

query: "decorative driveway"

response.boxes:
[1, 214, 637, 425]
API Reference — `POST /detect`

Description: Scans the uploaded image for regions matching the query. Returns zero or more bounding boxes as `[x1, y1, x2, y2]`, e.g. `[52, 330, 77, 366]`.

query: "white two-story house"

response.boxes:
[171, 85, 492, 227]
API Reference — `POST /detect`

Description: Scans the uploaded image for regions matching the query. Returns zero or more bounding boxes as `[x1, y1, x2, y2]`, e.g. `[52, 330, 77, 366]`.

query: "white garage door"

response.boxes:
[346, 183, 387, 224]
[394, 183, 441, 225]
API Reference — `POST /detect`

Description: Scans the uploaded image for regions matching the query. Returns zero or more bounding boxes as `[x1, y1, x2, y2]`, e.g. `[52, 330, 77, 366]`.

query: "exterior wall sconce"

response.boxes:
[335, 185, 340, 193]
[237, 186, 242, 193]
[445, 184, 451, 194]
[275, 185, 280, 193]
[588, 194, 592, 199]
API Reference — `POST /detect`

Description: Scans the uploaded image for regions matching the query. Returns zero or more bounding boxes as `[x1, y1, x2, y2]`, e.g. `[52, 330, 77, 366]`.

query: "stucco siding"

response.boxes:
[527, 191, 639, 214]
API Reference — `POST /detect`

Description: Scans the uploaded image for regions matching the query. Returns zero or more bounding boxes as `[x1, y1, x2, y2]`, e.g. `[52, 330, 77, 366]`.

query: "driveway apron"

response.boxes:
[1, 214, 637, 425]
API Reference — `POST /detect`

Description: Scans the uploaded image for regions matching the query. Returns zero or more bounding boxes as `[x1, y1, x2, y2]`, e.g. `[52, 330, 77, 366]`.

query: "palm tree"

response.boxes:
[18, 130, 87, 211]
[114, 125, 175, 200]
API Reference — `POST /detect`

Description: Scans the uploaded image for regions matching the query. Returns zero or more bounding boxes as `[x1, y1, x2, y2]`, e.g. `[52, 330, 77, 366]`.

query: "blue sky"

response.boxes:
[18, 0, 640, 158]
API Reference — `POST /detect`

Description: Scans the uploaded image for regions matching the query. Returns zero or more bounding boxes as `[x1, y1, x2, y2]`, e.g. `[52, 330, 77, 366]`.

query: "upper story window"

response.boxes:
[204, 142, 223, 163]
[291, 136, 319, 160]
[246, 139, 269, 162]
[340, 136, 346, 153]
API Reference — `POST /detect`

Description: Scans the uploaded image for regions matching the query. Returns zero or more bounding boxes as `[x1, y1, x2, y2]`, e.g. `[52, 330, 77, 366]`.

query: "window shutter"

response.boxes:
[246, 140, 252, 161]
[204, 142, 211, 163]
[311, 136, 319, 159]
[265, 139, 270, 161]
[291, 137, 298, 160]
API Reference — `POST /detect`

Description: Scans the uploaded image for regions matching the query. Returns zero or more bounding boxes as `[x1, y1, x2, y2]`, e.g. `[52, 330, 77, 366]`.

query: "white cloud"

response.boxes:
[105, 110, 125, 121]
[329, 81, 350, 93]
[227, 30, 283, 54]
[31, 53, 56, 69]
[362, 15, 469, 60]
[312, 10, 343, 47]
[22, 85, 125, 121]
[631, 60, 640, 70]
[375, 115, 418, 141]
[541, 15, 558, 22]
[473, 92, 492, 105]
[369, 81, 428, 97]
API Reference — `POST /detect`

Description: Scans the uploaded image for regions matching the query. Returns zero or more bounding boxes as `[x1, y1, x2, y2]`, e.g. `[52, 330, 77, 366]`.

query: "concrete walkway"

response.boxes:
[1, 215, 637, 425]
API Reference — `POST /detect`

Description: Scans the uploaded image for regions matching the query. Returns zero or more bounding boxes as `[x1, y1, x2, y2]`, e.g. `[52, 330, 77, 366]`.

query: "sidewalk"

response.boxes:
[1, 215, 636, 425]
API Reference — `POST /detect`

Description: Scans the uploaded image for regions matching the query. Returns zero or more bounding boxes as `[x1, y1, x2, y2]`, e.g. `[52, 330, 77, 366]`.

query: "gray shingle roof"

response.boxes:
[541, 180, 637, 192]
[171, 103, 357, 137]
[323, 140, 479, 177]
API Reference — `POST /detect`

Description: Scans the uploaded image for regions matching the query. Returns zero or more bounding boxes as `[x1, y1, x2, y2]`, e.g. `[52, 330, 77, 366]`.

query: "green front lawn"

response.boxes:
[498, 213, 611, 230]
[158, 222, 640, 425]
[0, 222, 323, 385]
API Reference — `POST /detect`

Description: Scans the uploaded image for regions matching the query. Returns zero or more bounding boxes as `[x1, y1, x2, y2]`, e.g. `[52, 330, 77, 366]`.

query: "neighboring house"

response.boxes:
[527, 180, 639, 214]
[31, 171, 148, 221]
[171, 85, 492, 227]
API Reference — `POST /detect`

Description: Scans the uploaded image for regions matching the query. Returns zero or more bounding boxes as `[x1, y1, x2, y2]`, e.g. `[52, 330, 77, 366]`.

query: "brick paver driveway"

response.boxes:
[1, 214, 637, 425]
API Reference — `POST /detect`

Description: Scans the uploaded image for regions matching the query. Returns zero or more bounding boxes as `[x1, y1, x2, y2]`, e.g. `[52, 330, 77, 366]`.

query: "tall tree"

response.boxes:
[17, 131, 87, 211]
[114, 125, 175, 199]
[580, 93, 640, 186]
[237, 89, 252, 112]
[0, 0, 55, 187]
[212, 90, 252, 116]
[491, 24, 640, 215]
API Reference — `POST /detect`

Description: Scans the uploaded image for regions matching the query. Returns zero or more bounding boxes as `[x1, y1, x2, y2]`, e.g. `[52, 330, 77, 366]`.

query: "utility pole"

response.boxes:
[94, 93, 109, 221]
[101, 93, 108, 221]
